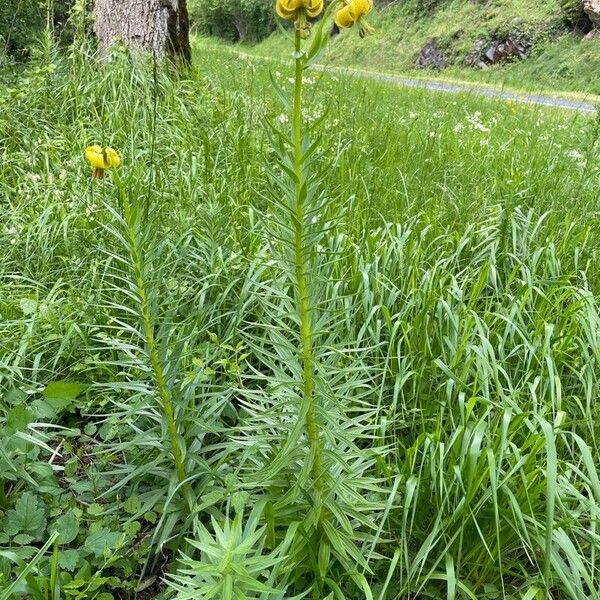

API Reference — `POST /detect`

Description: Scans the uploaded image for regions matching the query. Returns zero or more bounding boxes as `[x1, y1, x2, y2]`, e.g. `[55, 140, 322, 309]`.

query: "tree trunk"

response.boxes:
[92, 0, 191, 64]
[231, 9, 248, 42]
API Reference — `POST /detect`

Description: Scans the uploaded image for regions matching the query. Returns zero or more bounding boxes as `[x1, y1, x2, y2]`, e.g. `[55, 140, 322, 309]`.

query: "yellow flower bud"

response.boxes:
[84, 145, 121, 178]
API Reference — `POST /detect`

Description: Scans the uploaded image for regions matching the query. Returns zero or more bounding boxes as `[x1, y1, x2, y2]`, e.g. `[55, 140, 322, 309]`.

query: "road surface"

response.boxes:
[321, 64, 598, 115]
[224, 46, 598, 115]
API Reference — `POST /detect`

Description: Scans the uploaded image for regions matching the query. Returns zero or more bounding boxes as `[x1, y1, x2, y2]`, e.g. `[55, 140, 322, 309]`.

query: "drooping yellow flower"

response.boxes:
[352, 0, 372, 17]
[334, 0, 374, 36]
[304, 0, 324, 17]
[334, 4, 356, 28]
[276, 0, 301, 19]
[275, 0, 324, 22]
[84, 145, 121, 178]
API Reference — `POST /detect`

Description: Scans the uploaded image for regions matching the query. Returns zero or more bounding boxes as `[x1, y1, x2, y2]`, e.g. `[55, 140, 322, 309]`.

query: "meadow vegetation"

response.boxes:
[1, 4, 600, 598]
[253, 0, 600, 97]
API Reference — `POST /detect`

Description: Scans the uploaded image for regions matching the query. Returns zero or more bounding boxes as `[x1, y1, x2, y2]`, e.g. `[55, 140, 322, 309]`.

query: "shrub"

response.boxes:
[189, 0, 275, 42]
[0, 0, 44, 60]
[0, 0, 78, 61]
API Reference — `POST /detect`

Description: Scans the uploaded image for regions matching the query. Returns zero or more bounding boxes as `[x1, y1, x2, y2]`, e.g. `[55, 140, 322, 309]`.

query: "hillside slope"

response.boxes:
[255, 0, 600, 96]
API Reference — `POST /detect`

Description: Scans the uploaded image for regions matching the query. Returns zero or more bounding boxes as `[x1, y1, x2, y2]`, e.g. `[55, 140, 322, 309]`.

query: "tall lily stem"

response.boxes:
[292, 30, 325, 517]
[118, 182, 194, 515]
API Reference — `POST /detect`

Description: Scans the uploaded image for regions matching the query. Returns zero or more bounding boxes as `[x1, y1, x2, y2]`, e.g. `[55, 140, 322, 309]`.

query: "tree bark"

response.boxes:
[231, 9, 248, 42]
[92, 0, 191, 64]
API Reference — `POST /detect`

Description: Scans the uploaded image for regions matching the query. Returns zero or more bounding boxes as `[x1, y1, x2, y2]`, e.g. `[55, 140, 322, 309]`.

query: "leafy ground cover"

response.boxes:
[1, 32, 600, 599]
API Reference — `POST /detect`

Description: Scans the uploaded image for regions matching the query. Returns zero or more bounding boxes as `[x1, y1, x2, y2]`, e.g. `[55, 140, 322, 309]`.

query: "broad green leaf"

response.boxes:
[4, 492, 45, 537]
[123, 521, 141, 536]
[6, 405, 33, 432]
[51, 510, 80, 545]
[4, 388, 27, 405]
[87, 503, 104, 516]
[58, 549, 81, 572]
[12, 534, 34, 545]
[42, 381, 87, 413]
[144, 511, 157, 524]
[123, 494, 141, 515]
[83, 528, 122, 558]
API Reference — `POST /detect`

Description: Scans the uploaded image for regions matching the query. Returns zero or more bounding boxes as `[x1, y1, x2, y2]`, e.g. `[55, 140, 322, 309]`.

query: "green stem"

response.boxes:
[121, 194, 194, 514]
[0, 483, 7, 509]
[46, 0, 53, 35]
[292, 30, 325, 512]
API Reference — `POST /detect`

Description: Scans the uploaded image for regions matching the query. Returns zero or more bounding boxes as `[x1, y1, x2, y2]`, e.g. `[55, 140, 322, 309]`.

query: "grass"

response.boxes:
[1, 27, 600, 599]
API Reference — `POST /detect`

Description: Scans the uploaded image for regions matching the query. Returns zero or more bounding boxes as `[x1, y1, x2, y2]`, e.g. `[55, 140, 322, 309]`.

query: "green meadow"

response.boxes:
[1, 27, 600, 599]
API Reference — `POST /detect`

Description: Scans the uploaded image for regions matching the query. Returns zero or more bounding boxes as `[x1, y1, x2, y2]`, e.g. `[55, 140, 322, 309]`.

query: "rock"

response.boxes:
[484, 37, 528, 63]
[464, 39, 489, 68]
[584, 28, 599, 39]
[416, 40, 446, 70]
[465, 35, 529, 68]
[583, 0, 600, 29]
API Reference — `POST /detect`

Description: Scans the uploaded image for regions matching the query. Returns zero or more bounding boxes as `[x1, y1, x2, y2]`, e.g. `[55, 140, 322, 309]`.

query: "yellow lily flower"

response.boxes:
[84, 145, 121, 178]
[334, 4, 356, 28]
[276, 0, 302, 20]
[334, 0, 374, 36]
[304, 0, 324, 18]
[352, 0, 372, 17]
[275, 0, 324, 27]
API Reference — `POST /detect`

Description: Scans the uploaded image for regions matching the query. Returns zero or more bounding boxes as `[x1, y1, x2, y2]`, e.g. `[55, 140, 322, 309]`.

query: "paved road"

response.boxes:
[319, 65, 598, 115]
[225, 46, 598, 115]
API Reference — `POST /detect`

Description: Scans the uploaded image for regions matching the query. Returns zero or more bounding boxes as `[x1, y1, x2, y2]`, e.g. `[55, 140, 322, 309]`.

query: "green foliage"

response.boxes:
[0, 0, 75, 62]
[4, 493, 46, 540]
[82, 528, 123, 559]
[401, 0, 447, 14]
[168, 503, 299, 599]
[42, 381, 87, 415]
[189, 0, 275, 42]
[0, 0, 43, 61]
[51, 511, 80, 545]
